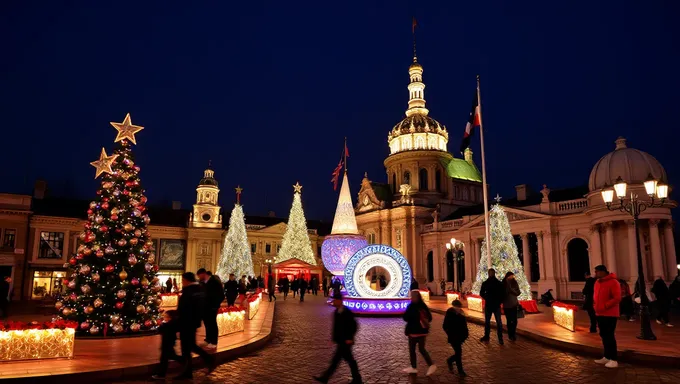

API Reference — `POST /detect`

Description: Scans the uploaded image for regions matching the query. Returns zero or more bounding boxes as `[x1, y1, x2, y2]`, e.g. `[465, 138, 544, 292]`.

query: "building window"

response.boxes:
[403, 171, 411, 186]
[454, 185, 460, 199]
[435, 169, 442, 192]
[39, 232, 65, 259]
[392, 173, 397, 193]
[265, 243, 271, 254]
[367, 233, 376, 244]
[3, 229, 16, 248]
[419, 168, 428, 191]
[251, 243, 257, 254]
[277, 244, 281, 253]
[31, 270, 66, 300]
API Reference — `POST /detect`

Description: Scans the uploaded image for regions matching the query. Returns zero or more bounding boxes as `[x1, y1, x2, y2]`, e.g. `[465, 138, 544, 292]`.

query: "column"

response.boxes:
[537, 232, 546, 280]
[626, 221, 638, 282]
[453, 252, 459, 289]
[603, 222, 617, 273]
[664, 221, 677, 280]
[648, 219, 664, 279]
[543, 231, 556, 280]
[465, 239, 475, 285]
[520, 233, 531, 282]
[588, 225, 603, 270]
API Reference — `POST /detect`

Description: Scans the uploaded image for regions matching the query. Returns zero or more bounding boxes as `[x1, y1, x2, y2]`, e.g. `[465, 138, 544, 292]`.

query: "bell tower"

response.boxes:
[191, 162, 222, 228]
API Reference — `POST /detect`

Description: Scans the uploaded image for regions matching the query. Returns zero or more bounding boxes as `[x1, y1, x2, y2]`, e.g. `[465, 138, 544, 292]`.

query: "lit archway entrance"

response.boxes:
[567, 238, 590, 281]
[426, 251, 434, 282]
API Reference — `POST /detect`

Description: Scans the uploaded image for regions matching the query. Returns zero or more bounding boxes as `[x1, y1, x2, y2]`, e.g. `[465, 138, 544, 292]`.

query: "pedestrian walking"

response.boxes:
[299, 278, 308, 302]
[593, 265, 621, 369]
[165, 277, 173, 294]
[172, 278, 179, 293]
[151, 309, 183, 380]
[582, 272, 598, 333]
[322, 276, 329, 297]
[280, 276, 290, 300]
[197, 269, 224, 349]
[0, 277, 10, 319]
[402, 290, 437, 376]
[224, 274, 239, 307]
[479, 268, 505, 345]
[443, 299, 468, 377]
[292, 277, 299, 298]
[502, 271, 520, 341]
[311, 276, 319, 296]
[176, 272, 216, 379]
[268, 273, 277, 302]
[313, 292, 363, 384]
[652, 276, 673, 327]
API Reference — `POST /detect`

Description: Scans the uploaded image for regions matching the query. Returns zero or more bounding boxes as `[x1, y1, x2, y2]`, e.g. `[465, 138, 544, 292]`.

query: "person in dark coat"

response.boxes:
[583, 272, 598, 333]
[165, 277, 173, 294]
[480, 268, 505, 345]
[280, 276, 290, 300]
[502, 272, 521, 341]
[299, 278, 308, 302]
[151, 309, 183, 380]
[442, 300, 468, 377]
[652, 276, 673, 327]
[267, 274, 277, 302]
[0, 276, 11, 319]
[311, 276, 319, 296]
[322, 276, 329, 297]
[224, 274, 239, 307]
[291, 277, 299, 298]
[670, 276, 680, 308]
[313, 292, 362, 384]
[197, 269, 225, 349]
[410, 277, 419, 290]
[402, 290, 437, 376]
[176, 272, 215, 380]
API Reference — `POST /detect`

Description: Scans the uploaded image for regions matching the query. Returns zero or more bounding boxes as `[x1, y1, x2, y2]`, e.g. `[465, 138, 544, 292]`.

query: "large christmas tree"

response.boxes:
[56, 113, 161, 336]
[277, 182, 316, 265]
[472, 203, 532, 300]
[216, 199, 255, 279]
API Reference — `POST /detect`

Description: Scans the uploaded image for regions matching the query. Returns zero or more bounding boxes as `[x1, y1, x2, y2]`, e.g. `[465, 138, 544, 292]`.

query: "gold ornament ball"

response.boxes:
[83, 247, 93, 256]
[117, 239, 127, 247]
[129, 238, 138, 246]
[119, 270, 128, 280]
[130, 323, 141, 332]
[94, 298, 103, 307]
[84, 305, 94, 314]
[136, 304, 146, 313]
[112, 324, 124, 333]
[92, 272, 101, 282]
[134, 229, 142, 237]
[89, 326, 100, 335]
[147, 254, 156, 263]
[141, 277, 149, 286]
[110, 314, 121, 324]
[55, 301, 63, 310]
[62, 307, 72, 316]
[155, 298, 162, 306]
[124, 223, 133, 232]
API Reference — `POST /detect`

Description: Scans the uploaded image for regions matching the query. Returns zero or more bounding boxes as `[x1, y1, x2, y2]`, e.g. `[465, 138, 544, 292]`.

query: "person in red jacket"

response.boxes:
[593, 265, 622, 369]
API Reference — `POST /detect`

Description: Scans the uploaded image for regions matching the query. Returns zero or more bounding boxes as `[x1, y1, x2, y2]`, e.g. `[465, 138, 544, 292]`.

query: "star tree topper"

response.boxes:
[90, 148, 117, 178]
[293, 182, 303, 194]
[110, 113, 144, 145]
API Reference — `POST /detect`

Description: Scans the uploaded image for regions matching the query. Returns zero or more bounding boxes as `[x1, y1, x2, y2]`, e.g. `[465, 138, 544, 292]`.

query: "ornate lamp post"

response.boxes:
[445, 238, 465, 292]
[601, 173, 668, 341]
[265, 258, 275, 274]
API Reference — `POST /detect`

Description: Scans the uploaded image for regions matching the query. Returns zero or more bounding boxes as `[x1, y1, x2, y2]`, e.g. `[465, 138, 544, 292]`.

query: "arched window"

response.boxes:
[567, 238, 590, 281]
[427, 251, 434, 282]
[419, 168, 428, 191]
[403, 171, 411, 186]
[392, 173, 397, 193]
[454, 185, 460, 199]
[446, 250, 454, 282]
[367, 233, 376, 244]
[435, 169, 442, 192]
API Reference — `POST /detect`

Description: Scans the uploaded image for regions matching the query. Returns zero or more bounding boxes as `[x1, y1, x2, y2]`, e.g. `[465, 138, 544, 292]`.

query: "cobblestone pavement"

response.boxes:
[117, 295, 680, 384]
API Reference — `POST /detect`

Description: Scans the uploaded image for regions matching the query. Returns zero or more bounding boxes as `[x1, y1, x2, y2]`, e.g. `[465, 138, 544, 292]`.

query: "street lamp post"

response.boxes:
[601, 173, 668, 341]
[265, 258, 274, 275]
[445, 238, 465, 292]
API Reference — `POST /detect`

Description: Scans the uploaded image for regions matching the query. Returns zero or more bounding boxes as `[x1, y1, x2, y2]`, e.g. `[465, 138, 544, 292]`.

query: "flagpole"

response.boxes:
[477, 75, 492, 269]
[344, 137, 348, 174]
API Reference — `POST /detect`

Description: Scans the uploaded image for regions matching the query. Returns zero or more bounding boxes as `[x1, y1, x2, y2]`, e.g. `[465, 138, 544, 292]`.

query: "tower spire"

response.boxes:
[406, 17, 428, 117]
[412, 16, 418, 63]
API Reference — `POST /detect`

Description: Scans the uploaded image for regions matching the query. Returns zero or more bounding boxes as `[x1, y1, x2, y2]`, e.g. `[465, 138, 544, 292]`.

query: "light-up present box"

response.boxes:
[247, 292, 262, 320]
[160, 293, 179, 308]
[466, 294, 483, 312]
[418, 290, 430, 302]
[0, 322, 76, 361]
[446, 291, 460, 305]
[552, 301, 578, 332]
[217, 308, 245, 336]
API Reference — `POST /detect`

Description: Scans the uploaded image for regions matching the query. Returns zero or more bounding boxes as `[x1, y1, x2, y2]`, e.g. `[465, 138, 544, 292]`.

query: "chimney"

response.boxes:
[515, 184, 529, 201]
[34, 180, 47, 199]
[267, 210, 276, 217]
[172, 201, 182, 210]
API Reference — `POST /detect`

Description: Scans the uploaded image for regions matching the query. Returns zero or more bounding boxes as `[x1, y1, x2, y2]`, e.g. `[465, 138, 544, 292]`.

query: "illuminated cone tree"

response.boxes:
[56, 114, 161, 336]
[472, 203, 532, 300]
[216, 203, 255, 279]
[277, 182, 316, 265]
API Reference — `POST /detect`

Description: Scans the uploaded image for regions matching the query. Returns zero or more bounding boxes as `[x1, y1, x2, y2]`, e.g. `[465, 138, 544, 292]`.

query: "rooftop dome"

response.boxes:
[588, 137, 666, 192]
[199, 166, 219, 187]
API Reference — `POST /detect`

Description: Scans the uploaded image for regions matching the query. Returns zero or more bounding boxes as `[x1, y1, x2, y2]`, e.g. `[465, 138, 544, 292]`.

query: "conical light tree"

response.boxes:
[216, 202, 255, 279]
[277, 182, 316, 265]
[472, 203, 532, 300]
[57, 114, 161, 336]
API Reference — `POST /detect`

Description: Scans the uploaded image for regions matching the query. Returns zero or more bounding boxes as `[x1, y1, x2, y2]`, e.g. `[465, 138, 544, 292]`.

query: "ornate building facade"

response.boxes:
[355, 52, 677, 300]
[2, 166, 327, 301]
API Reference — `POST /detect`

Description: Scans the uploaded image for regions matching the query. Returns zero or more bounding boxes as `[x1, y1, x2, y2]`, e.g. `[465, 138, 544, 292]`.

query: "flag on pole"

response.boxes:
[459, 93, 480, 153]
[344, 143, 349, 158]
[412, 17, 417, 33]
[331, 160, 343, 191]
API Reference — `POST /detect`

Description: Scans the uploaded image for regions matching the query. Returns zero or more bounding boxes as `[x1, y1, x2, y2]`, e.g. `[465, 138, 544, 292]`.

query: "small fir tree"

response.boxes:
[472, 203, 532, 300]
[56, 114, 161, 335]
[277, 183, 316, 265]
[216, 203, 255, 279]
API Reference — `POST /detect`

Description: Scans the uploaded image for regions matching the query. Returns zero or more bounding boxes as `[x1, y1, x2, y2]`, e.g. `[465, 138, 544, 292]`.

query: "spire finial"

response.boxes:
[208, 159, 212, 168]
[412, 17, 418, 63]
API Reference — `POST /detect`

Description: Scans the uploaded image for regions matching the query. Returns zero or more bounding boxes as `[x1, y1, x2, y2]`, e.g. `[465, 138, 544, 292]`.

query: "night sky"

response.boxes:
[1, 1, 678, 221]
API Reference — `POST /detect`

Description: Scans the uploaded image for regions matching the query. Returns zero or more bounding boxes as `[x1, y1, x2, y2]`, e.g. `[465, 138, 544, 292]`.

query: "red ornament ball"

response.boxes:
[69, 258, 77, 265]
[111, 214, 118, 220]
[101, 202, 109, 210]
[103, 197, 109, 202]
[144, 320, 153, 328]
[115, 301, 124, 309]
[96, 249, 104, 258]
[87, 209, 93, 215]
[99, 225, 108, 232]
[123, 190, 130, 195]
[105, 264, 115, 273]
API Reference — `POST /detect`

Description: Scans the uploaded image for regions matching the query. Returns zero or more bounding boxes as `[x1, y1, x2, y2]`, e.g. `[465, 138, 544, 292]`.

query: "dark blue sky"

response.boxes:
[1, 1, 678, 221]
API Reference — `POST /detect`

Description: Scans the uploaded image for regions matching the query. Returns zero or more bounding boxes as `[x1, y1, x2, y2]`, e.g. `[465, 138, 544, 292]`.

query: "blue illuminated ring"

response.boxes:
[344, 245, 412, 299]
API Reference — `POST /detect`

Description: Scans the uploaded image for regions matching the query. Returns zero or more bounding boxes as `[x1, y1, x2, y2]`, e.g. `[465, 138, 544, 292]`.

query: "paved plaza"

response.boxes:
[114, 295, 680, 384]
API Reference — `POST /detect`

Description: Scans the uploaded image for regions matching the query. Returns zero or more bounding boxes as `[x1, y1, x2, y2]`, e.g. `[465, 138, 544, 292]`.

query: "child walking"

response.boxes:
[443, 299, 468, 377]
[152, 310, 183, 380]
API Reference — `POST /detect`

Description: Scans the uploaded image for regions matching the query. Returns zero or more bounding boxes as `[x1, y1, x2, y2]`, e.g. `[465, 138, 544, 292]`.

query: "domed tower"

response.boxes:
[384, 49, 481, 210]
[191, 163, 222, 228]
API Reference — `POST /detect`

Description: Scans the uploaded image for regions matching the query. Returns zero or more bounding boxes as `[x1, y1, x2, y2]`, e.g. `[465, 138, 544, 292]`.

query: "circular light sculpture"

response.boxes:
[321, 234, 368, 276]
[340, 244, 413, 315]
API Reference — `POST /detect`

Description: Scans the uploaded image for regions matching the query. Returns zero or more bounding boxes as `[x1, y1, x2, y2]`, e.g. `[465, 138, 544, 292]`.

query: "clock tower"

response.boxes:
[190, 163, 222, 229]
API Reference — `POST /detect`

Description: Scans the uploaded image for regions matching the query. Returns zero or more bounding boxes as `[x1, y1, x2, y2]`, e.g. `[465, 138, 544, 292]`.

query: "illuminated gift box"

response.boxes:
[466, 294, 483, 312]
[160, 293, 179, 308]
[0, 322, 76, 361]
[247, 292, 262, 320]
[217, 308, 245, 336]
[417, 290, 430, 302]
[446, 291, 460, 305]
[552, 301, 578, 332]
